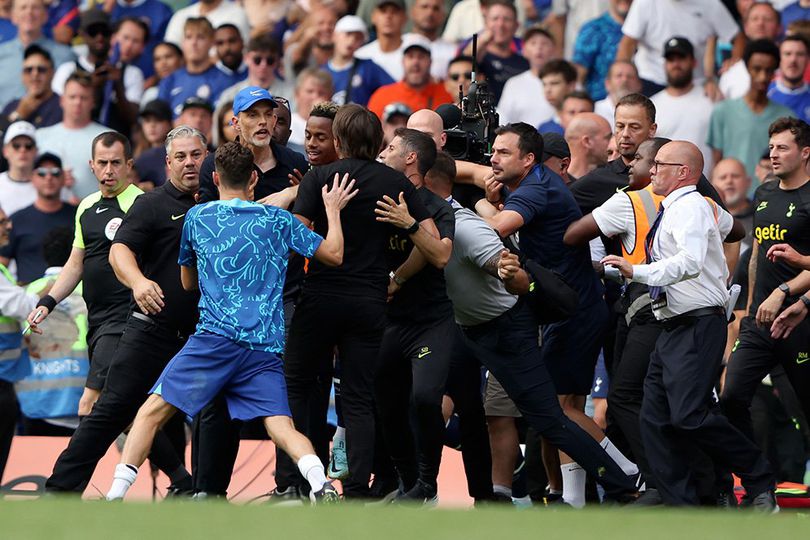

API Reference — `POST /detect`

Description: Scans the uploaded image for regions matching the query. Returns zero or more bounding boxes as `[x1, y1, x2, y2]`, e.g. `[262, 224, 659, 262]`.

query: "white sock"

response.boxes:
[297, 454, 328, 493]
[561, 462, 586, 508]
[334, 426, 346, 441]
[600, 436, 639, 476]
[107, 463, 138, 500]
[493, 484, 512, 498]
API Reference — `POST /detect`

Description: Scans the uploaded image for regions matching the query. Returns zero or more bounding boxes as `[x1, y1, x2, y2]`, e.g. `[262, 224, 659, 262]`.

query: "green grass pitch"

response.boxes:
[1, 498, 808, 540]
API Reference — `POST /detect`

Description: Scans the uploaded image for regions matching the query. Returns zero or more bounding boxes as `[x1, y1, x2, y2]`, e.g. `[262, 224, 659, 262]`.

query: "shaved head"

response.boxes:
[662, 141, 703, 182]
[407, 109, 446, 149]
[566, 112, 611, 139]
[650, 140, 702, 196]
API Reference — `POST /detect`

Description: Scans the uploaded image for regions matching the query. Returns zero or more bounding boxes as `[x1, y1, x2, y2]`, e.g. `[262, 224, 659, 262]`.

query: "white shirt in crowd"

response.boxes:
[164, 0, 251, 46]
[442, 0, 484, 44]
[36, 122, 110, 200]
[402, 33, 457, 81]
[497, 71, 554, 126]
[630, 186, 733, 320]
[595, 95, 616, 129]
[622, 0, 739, 86]
[52, 55, 145, 104]
[719, 59, 750, 100]
[0, 268, 37, 321]
[354, 40, 405, 81]
[0, 174, 73, 216]
[651, 85, 714, 175]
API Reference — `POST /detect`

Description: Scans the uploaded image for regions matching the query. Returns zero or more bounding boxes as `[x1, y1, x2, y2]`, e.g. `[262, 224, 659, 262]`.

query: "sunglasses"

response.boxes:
[35, 167, 62, 177]
[11, 141, 35, 151]
[85, 25, 112, 38]
[23, 65, 49, 75]
[448, 72, 472, 82]
[251, 55, 277, 66]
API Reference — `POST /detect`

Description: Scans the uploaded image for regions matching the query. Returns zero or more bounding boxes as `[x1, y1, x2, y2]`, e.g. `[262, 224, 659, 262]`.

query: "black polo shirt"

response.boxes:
[113, 181, 200, 336]
[197, 141, 309, 203]
[386, 187, 455, 324]
[570, 157, 630, 216]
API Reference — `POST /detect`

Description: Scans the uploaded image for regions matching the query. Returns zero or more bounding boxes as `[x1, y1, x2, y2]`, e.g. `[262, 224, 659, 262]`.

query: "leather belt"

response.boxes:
[661, 306, 725, 329]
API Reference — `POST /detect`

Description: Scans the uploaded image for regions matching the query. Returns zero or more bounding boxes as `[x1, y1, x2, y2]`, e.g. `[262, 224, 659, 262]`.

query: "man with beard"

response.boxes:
[31, 130, 200, 494]
[768, 35, 810, 124]
[213, 24, 246, 87]
[651, 37, 714, 175]
[52, 10, 142, 136]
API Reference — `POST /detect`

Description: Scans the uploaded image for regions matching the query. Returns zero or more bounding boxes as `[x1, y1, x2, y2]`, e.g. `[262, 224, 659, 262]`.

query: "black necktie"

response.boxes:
[644, 203, 664, 300]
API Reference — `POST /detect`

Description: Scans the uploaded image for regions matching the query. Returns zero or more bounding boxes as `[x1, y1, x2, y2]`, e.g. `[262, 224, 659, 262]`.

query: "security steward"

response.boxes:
[601, 141, 776, 510]
[36, 128, 205, 494]
[564, 137, 744, 503]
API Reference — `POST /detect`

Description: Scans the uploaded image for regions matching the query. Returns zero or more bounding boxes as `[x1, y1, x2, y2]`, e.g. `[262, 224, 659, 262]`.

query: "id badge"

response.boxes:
[651, 291, 668, 311]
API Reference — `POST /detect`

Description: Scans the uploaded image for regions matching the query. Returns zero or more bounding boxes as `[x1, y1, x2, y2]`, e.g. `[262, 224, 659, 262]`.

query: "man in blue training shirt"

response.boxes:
[105, 140, 357, 503]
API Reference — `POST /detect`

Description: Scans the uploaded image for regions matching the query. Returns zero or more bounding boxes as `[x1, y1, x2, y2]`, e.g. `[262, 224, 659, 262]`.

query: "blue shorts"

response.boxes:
[590, 351, 609, 399]
[151, 333, 291, 421]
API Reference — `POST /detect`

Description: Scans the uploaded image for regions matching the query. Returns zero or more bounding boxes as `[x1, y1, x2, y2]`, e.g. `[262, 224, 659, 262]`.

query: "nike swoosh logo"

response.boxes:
[417, 351, 432, 359]
[171, 214, 185, 220]
[95, 207, 109, 214]
[798, 357, 809, 365]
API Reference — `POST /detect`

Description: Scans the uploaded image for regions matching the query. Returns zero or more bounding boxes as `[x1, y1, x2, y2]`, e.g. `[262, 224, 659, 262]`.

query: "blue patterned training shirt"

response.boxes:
[179, 199, 323, 352]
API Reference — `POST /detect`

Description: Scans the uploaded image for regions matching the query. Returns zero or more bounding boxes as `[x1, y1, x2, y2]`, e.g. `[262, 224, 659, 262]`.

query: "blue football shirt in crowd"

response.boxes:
[768, 80, 810, 123]
[158, 65, 233, 117]
[325, 58, 394, 106]
[572, 12, 623, 101]
[178, 199, 323, 353]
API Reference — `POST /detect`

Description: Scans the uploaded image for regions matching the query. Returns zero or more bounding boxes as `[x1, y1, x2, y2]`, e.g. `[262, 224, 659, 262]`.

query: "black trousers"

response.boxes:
[0, 379, 18, 482]
[721, 315, 810, 442]
[461, 301, 636, 500]
[374, 316, 454, 490]
[281, 292, 386, 498]
[46, 316, 188, 492]
[445, 325, 493, 501]
[607, 309, 662, 486]
[641, 313, 774, 505]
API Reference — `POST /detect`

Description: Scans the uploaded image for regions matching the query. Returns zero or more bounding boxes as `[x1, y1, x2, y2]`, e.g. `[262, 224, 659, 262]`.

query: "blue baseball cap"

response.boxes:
[233, 86, 278, 115]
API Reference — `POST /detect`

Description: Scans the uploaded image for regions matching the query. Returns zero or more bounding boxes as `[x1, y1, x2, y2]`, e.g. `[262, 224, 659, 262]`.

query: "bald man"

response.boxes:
[601, 142, 777, 510]
[565, 113, 613, 179]
[407, 109, 446, 150]
[711, 158, 753, 219]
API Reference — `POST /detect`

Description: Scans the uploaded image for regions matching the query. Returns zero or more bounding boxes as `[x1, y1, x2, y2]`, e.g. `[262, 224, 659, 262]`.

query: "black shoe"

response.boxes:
[743, 490, 779, 514]
[266, 485, 307, 506]
[392, 480, 438, 507]
[716, 491, 738, 509]
[165, 483, 195, 499]
[630, 471, 647, 492]
[310, 481, 341, 505]
[632, 488, 663, 507]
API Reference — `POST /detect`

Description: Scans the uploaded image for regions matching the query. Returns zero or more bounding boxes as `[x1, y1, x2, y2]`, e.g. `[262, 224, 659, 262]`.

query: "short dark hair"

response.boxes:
[184, 16, 214, 36]
[616, 92, 656, 124]
[448, 55, 474, 70]
[23, 44, 53, 67]
[523, 24, 554, 44]
[215, 141, 254, 188]
[743, 38, 780, 68]
[91, 131, 132, 160]
[494, 123, 544, 164]
[641, 137, 671, 158]
[42, 226, 74, 268]
[215, 23, 240, 34]
[539, 59, 577, 84]
[393, 127, 437, 177]
[310, 101, 339, 121]
[333, 104, 382, 160]
[65, 70, 93, 90]
[563, 90, 594, 107]
[768, 116, 810, 149]
[782, 34, 810, 54]
[114, 16, 149, 42]
[246, 33, 280, 56]
[154, 41, 183, 60]
[483, 0, 517, 18]
[425, 150, 457, 187]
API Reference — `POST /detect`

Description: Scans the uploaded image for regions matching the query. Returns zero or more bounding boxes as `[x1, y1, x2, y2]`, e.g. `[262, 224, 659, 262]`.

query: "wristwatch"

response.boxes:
[800, 295, 810, 309]
[389, 271, 406, 287]
[779, 283, 791, 296]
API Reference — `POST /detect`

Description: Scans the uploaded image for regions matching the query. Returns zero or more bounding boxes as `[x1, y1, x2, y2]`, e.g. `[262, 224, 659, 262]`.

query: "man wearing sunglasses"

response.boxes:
[2, 44, 61, 130]
[214, 35, 295, 136]
[0, 152, 75, 284]
[0, 121, 41, 216]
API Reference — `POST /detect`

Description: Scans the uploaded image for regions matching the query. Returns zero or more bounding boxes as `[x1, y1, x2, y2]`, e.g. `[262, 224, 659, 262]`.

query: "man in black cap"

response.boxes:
[176, 97, 215, 143]
[135, 100, 173, 189]
[0, 152, 75, 283]
[355, 0, 408, 81]
[541, 132, 572, 185]
[651, 37, 714, 175]
[51, 9, 143, 135]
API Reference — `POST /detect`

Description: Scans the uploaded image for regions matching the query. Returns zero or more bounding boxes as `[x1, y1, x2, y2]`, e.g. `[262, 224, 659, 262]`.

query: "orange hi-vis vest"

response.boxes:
[623, 185, 719, 265]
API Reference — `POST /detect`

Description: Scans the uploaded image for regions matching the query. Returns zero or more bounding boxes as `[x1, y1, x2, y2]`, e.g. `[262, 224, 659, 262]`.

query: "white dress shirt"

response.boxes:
[631, 185, 732, 319]
[0, 267, 37, 321]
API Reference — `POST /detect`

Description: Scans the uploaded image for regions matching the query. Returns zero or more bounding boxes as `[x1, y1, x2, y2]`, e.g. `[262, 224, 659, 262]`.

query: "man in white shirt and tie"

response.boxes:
[601, 141, 777, 511]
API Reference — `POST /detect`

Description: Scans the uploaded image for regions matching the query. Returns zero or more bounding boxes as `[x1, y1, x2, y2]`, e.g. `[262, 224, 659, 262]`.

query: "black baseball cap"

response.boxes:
[140, 99, 172, 122]
[376, 0, 405, 10]
[80, 9, 111, 33]
[663, 36, 694, 59]
[541, 132, 570, 161]
[35, 151, 62, 169]
[181, 96, 214, 113]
